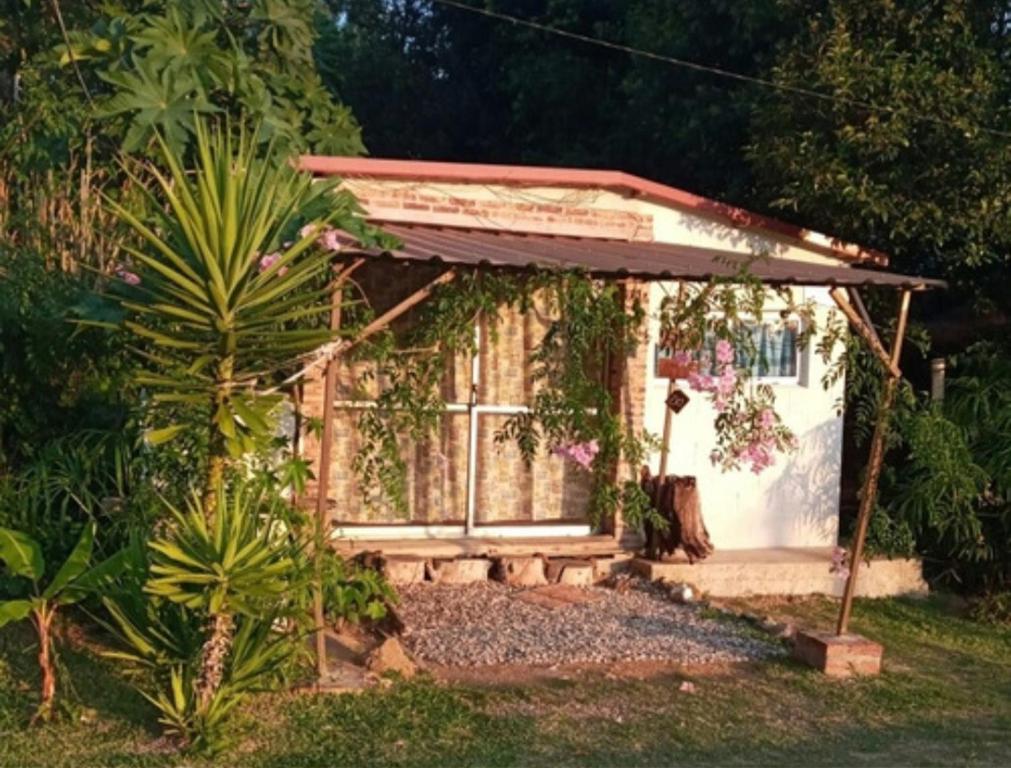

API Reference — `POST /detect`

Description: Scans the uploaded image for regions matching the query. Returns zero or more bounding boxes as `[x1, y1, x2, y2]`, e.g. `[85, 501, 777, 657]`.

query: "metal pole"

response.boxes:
[836, 289, 911, 635]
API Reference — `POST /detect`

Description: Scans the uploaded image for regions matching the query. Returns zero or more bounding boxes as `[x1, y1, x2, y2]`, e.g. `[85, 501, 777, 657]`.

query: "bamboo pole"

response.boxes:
[829, 287, 900, 378]
[312, 259, 365, 682]
[834, 288, 911, 635]
[350, 270, 457, 346]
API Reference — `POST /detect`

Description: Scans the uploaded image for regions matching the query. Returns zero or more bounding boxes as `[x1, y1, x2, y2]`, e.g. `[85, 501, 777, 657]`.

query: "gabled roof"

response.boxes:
[300, 156, 889, 266]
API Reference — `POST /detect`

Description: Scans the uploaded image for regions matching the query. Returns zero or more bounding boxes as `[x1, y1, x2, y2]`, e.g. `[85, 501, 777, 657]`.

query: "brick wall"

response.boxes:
[303, 263, 635, 527]
[343, 181, 654, 242]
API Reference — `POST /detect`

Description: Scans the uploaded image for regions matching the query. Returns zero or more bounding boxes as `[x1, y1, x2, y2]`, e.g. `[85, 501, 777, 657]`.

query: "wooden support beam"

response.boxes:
[312, 258, 365, 682]
[350, 269, 457, 347]
[829, 287, 900, 378]
[604, 280, 631, 539]
[835, 288, 912, 635]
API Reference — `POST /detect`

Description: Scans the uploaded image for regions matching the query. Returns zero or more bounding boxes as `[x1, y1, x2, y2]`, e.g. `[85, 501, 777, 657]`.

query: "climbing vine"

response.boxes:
[343, 259, 848, 532]
[656, 263, 845, 475]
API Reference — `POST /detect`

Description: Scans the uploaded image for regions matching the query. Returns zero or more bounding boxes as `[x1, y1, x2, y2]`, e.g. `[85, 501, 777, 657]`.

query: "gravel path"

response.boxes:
[398, 581, 783, 667]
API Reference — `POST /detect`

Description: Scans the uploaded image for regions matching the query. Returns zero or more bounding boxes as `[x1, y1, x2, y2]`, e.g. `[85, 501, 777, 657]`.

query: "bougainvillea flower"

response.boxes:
[115, 266, 141, 286]
[552, 440, 600, 469]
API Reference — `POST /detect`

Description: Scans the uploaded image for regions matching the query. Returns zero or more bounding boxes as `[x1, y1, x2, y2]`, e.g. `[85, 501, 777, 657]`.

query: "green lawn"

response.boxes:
[1, 595, 1009, 767]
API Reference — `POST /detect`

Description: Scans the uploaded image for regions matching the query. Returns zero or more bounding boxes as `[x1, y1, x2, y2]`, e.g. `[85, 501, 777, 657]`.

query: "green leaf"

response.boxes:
[0, 599, 33, 628]
[146, 425, 187, 445]
[43, 522, 95, 600]
[0, 527, 44, 581]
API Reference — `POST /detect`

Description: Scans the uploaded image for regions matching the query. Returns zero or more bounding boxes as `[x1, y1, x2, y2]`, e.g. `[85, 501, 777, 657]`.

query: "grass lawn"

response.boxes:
[1, 595, 1009, 767]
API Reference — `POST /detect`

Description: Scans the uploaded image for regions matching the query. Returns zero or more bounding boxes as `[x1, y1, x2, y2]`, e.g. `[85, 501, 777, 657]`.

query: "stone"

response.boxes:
[382, 556, 427, 585]
[426, 558, 491, 584]
[493, 556, 548, 587]
[546, 559, 594, 587]
[792, 630, 883, 678]
[366, 637, 417, 679]
[667, 582, 696, 603]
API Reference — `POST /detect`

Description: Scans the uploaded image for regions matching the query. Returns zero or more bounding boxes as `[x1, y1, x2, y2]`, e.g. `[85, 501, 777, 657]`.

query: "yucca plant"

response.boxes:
[105, 118, 378, 511]
[146, 485, 297, 711]
[101, 484, 300, 751]
[98, 118, 386, 728]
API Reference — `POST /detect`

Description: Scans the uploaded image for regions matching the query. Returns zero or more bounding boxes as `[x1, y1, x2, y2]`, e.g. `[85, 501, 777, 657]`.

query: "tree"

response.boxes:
[319, 0, 791, 201]
[748, 0, 1011, 313]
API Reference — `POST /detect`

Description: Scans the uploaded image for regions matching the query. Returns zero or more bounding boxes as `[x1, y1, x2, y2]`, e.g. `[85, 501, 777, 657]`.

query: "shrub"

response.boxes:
[875, 345, 1011, 596]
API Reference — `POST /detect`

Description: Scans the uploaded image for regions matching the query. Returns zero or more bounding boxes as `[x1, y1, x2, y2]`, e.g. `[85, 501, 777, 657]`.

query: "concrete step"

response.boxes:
[631, 549, 926, 598]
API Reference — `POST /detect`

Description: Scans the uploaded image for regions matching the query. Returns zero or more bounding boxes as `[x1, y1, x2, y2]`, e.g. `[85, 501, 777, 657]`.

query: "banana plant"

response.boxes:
[104, 118, 384, 512]
[0, 522, 125, 721]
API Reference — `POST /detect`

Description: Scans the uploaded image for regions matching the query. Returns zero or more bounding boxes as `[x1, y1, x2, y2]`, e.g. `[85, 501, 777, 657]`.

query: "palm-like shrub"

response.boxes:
[104, 486, 299, 750]
[101, 119, 383, 746]
[107, 120, 374, 506]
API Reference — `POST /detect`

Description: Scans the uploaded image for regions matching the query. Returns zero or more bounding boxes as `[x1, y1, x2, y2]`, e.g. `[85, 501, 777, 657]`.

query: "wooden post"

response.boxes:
[604, 281, 630, 538]
[312, 259, 364, 681]
[834, 288, 911, 635]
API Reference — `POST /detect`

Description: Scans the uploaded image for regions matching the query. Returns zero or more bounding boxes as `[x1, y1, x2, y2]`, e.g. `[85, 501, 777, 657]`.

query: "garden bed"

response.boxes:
[397, 580, 783, 667]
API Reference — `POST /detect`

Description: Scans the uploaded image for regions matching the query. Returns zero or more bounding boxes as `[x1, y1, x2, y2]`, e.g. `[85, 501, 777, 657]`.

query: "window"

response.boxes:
[655, 313, 802, 381]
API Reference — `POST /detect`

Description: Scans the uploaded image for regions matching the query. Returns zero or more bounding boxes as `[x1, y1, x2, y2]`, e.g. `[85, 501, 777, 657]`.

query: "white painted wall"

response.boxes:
[642, 283, 845, 550]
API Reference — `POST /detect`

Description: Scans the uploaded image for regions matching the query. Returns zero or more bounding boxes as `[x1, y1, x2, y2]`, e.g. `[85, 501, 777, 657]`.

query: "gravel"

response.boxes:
[397, 580, 783, 667]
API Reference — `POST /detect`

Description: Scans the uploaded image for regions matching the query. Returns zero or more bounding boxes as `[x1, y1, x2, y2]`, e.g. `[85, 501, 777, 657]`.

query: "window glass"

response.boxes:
[655, 314, 801, 380]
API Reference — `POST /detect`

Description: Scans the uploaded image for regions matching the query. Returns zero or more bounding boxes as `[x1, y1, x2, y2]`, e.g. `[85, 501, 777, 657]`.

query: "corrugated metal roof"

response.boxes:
[345, 224, 945, 290]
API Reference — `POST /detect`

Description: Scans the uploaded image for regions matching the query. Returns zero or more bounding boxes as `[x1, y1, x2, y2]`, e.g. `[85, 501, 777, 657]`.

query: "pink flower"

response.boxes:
[717, 366, 737, 396]
[258, 252, 288, 277]
[552, 440, 600, 470]
[115, 266, 141, 286]
[715, 339, 734, 365]
[830, 546, 850, 579]
[759, 408, 775, 429]
[320, 228, 342, 252]
[709, 450, 721, 466]
[687, 371, 714, 393]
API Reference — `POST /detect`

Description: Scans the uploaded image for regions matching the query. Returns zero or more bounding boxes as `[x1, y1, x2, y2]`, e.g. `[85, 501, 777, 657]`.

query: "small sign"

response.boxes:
[665, 388, 690, 413]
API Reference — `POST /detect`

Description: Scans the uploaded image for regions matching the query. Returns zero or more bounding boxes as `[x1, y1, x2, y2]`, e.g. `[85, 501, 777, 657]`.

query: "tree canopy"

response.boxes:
[320, 0, 1011, 317]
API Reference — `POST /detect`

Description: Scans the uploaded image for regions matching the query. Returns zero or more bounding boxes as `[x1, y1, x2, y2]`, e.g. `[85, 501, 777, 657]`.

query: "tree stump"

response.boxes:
[639, 467, 714, 562]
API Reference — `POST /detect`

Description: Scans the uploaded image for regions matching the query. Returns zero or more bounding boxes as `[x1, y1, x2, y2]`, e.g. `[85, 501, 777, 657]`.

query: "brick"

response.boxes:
[546, 558, 594, 586]
[793, 630, 883, 678]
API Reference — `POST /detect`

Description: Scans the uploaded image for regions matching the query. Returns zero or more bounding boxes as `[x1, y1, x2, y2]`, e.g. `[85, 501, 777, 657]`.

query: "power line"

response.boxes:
[432, 0, 1011, 141]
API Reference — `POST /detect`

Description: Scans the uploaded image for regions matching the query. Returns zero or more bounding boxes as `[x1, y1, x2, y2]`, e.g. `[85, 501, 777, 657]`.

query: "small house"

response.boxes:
[295, 157, 938, 593]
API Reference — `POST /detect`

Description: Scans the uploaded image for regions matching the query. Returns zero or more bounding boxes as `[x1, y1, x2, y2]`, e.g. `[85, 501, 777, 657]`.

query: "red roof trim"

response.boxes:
[299, 156, 889, 266]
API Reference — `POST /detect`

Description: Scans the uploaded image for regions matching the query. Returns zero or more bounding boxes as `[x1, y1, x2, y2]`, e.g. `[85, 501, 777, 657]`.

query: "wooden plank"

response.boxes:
[332, 535, 626, 559]
[313, 258, 365, 680]
[349, 269, 457, 347]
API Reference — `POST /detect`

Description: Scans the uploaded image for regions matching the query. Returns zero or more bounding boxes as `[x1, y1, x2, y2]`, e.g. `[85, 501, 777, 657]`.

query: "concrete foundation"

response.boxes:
[631, 547, 927, 599]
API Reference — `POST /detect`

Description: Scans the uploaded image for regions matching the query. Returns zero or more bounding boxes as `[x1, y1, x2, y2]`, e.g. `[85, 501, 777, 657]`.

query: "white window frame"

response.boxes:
[652, 311, 806, 386]
[329, 319, 592, 537]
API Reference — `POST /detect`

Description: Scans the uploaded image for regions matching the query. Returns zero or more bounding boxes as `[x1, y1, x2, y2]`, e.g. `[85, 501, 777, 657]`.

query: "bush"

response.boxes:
[874, 345, 1011, 596]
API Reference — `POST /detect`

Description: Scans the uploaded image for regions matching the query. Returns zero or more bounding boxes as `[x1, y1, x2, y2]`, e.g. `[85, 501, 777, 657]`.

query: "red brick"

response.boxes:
[793, 630, 883, 678]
